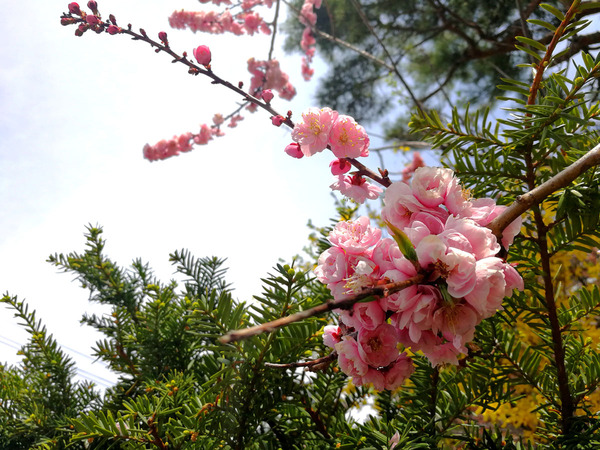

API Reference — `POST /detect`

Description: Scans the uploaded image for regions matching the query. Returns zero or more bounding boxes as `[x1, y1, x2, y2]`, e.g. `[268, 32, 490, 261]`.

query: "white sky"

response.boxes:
[0, 1, 408, 388]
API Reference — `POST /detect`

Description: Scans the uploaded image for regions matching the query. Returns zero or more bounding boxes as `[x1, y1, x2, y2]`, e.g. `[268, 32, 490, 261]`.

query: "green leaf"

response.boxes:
[515, 36, 548, 52]
[385, 221, 418, 262]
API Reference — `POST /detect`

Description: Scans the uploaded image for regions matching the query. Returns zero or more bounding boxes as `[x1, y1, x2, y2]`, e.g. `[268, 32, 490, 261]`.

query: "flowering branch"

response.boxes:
[264, 352, 337, 370]
[60, 7, 295, 128]
[219, 274, 425, 343]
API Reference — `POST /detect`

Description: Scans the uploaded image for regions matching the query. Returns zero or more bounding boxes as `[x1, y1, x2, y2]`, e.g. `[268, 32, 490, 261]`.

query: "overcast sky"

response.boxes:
[0, 0, 418, 390]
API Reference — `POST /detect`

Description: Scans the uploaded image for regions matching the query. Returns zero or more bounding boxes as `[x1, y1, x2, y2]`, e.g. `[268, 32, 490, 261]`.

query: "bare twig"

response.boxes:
[219, 274, 424, 343]
[349, 0, 425, 115]
[264, 352, 337, 370]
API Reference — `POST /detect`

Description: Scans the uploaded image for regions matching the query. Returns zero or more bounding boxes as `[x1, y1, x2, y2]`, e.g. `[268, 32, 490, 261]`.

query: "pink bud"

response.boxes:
[193, 45, 211, 66]
[86, 15, 100, 25]
[284, 143, 304, 159]
[87, 1, 98, 13]
[158, 31, 167, 42]
[68, 2, 81, 15]
[107, 25, 120, 35]
[271, 115, 285, 126]
[261, 89, 274, 103]
[330, 158, 352, 175]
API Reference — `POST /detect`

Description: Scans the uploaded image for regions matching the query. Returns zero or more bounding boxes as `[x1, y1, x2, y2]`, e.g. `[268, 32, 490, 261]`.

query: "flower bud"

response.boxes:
[271, 115, 285, 126]
[61, 17, 77, 25]
[68, 2, 81, 15]
[193, 45, 211, 66]
[330, 158, 351, 175]
[107, 25, 120, 35]
[109, 14, 117, 25]
[86, 14, 100, 25]
[158, 31, 168, 42]
[284, 143, 303, 159]
[261, 89, 274, 103]
[87, 1, 98, 14]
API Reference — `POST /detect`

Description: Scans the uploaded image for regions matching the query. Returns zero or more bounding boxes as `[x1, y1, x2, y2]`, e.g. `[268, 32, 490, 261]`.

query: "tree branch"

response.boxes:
[489, 142, 600, 239]
[219, 274, 424, 343]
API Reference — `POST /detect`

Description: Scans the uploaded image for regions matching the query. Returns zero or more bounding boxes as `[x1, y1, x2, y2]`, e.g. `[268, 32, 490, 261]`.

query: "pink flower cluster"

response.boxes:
[315, 168, 524, 389]
[169, 8, 271, 36]
[143, 123, 222, 162]
[298, 0, 322, 81]
[289, 107, 380, 204]
[247, 58, 296, 101]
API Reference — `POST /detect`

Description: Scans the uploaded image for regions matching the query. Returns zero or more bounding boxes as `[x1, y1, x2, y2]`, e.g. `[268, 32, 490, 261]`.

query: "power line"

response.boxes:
[0, 334, 115, 388]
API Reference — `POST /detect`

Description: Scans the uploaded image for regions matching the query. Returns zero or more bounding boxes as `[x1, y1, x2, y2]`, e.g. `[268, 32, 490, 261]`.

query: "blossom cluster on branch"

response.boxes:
[315, 167, 524, 389]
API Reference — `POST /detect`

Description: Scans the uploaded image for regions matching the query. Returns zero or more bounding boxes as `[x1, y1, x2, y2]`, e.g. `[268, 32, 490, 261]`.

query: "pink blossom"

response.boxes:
[357, 323, 400, 368]
[503, 263, 524, 295]
[271, 115, 285, 126]
[193, 45, 212, 66]
[314, 247, 347, 284]
[107, 25, 120, 35]
[68, 2, 81, 15]
[329, 158, 352, 175]
[335, 336, 368, 377]
[423, 341, 462, 366]
[300, 28, 316, 52]
[383, 353, 414, 390]
[340, 257, 378, 296]
[243, 12, 264, 35]
[328, 115, 370, 159]
[330, 174, 382, 204]
[342, 301, 385, 331]
[353, 367, 385, 391]
[291, 107, 338, 156]
[411, 167, 454, 208]
[388, 285, 441, 344]
[86, 15, 100, 25]
[328, 216, 381, 255]
[441, 216, 500, 260]
[480, 205, 522, 248]
[212, 114, 224, 126]
[322, 325, 342, 348]
[416, 235, 477, 298]
[431, 302, 479, 349]
[261, 89, 274, 103]
[464, 257, 510, 318]
[301, 57, 314, 81]
[381, 181, 428, 229]
[284, 142, 304, 159]
[371, 238, 397, 274]
[401, 152, 425, 183]
[299, 2, 317, 26]
[194, 124, 213, 145]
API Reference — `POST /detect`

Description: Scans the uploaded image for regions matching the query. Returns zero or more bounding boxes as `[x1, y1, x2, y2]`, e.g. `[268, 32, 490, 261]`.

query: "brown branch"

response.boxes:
[264, 352, 337, 370]
[488, 142, 600, 239]
[528, 0, 582, 106]
[219, 274, 425, 343]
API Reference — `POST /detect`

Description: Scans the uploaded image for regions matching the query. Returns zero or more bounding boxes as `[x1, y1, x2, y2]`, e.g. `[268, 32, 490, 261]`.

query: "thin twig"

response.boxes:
[264, 352, 337, 370]
[349, 0, 424, 115]
[219, 274, 424, 343]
